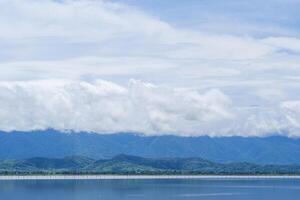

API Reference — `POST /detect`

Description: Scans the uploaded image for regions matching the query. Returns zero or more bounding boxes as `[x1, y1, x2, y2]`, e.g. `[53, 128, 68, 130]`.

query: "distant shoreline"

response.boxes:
[1, 175, 300, 180]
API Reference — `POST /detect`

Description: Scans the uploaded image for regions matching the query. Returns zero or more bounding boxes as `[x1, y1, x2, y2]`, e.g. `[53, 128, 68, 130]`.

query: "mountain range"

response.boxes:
[1, 130, 300, 164]
[1, 154, 300, 175]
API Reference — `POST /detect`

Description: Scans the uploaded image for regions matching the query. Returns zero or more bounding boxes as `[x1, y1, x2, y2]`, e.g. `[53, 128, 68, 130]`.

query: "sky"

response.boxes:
[1, 0, 300, 137]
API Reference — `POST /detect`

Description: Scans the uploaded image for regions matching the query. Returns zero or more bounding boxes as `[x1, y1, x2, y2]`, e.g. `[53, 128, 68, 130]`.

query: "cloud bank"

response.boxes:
[0, 79, 299, 137]
[0, 80, 232, 136]
[0, 0, 300, 137]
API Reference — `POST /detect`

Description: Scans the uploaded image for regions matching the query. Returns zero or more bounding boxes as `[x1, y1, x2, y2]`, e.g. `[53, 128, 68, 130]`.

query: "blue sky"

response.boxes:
[114, 0, 300, 36]
[0, 0, 300, 137]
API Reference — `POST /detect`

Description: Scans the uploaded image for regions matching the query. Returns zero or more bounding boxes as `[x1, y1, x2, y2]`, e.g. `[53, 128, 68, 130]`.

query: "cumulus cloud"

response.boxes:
[1, 79, 300, 137]
[280, 101, 300, 135]
[0, 79, 234, 136]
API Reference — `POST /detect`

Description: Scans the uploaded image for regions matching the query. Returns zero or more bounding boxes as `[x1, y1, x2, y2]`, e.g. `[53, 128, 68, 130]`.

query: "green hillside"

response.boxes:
[1, 154, 300, 175]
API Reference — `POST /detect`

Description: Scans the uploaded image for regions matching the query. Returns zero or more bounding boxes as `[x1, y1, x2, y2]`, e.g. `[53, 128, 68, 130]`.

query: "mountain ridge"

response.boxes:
[1, 130, 300, 164]
[1, 154, 300, 175]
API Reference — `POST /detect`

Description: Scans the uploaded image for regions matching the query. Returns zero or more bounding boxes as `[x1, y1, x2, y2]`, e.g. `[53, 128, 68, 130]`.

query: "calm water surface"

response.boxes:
[0, 178, 300, 200]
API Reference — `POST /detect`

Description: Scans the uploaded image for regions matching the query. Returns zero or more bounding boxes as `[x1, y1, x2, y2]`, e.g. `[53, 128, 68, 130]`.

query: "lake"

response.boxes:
[1, 178, 300, 200]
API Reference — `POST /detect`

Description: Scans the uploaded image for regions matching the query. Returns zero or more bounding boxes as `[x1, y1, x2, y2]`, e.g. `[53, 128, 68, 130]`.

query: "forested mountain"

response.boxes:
[1, 154, 300, 175]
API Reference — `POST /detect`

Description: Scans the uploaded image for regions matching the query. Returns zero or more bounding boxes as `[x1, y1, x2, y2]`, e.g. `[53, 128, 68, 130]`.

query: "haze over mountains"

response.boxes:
[1, 130, 300, 165]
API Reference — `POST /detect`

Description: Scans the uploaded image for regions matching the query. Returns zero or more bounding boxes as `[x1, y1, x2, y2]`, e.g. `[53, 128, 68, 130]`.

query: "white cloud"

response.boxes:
[0, 79, 234, 136]
[1, 79, 300, 137]
[0, 0, 277, 62]
[0, 0, 299, 137]
[280, 101, 300, 135]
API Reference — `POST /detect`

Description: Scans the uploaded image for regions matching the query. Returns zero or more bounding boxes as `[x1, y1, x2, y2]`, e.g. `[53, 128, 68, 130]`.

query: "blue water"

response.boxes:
[1, 179, 300, 200]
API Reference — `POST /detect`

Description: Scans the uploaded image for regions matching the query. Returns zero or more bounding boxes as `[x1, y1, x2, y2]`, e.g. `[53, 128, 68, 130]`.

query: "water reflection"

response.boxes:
[0, 179, 300, 200]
